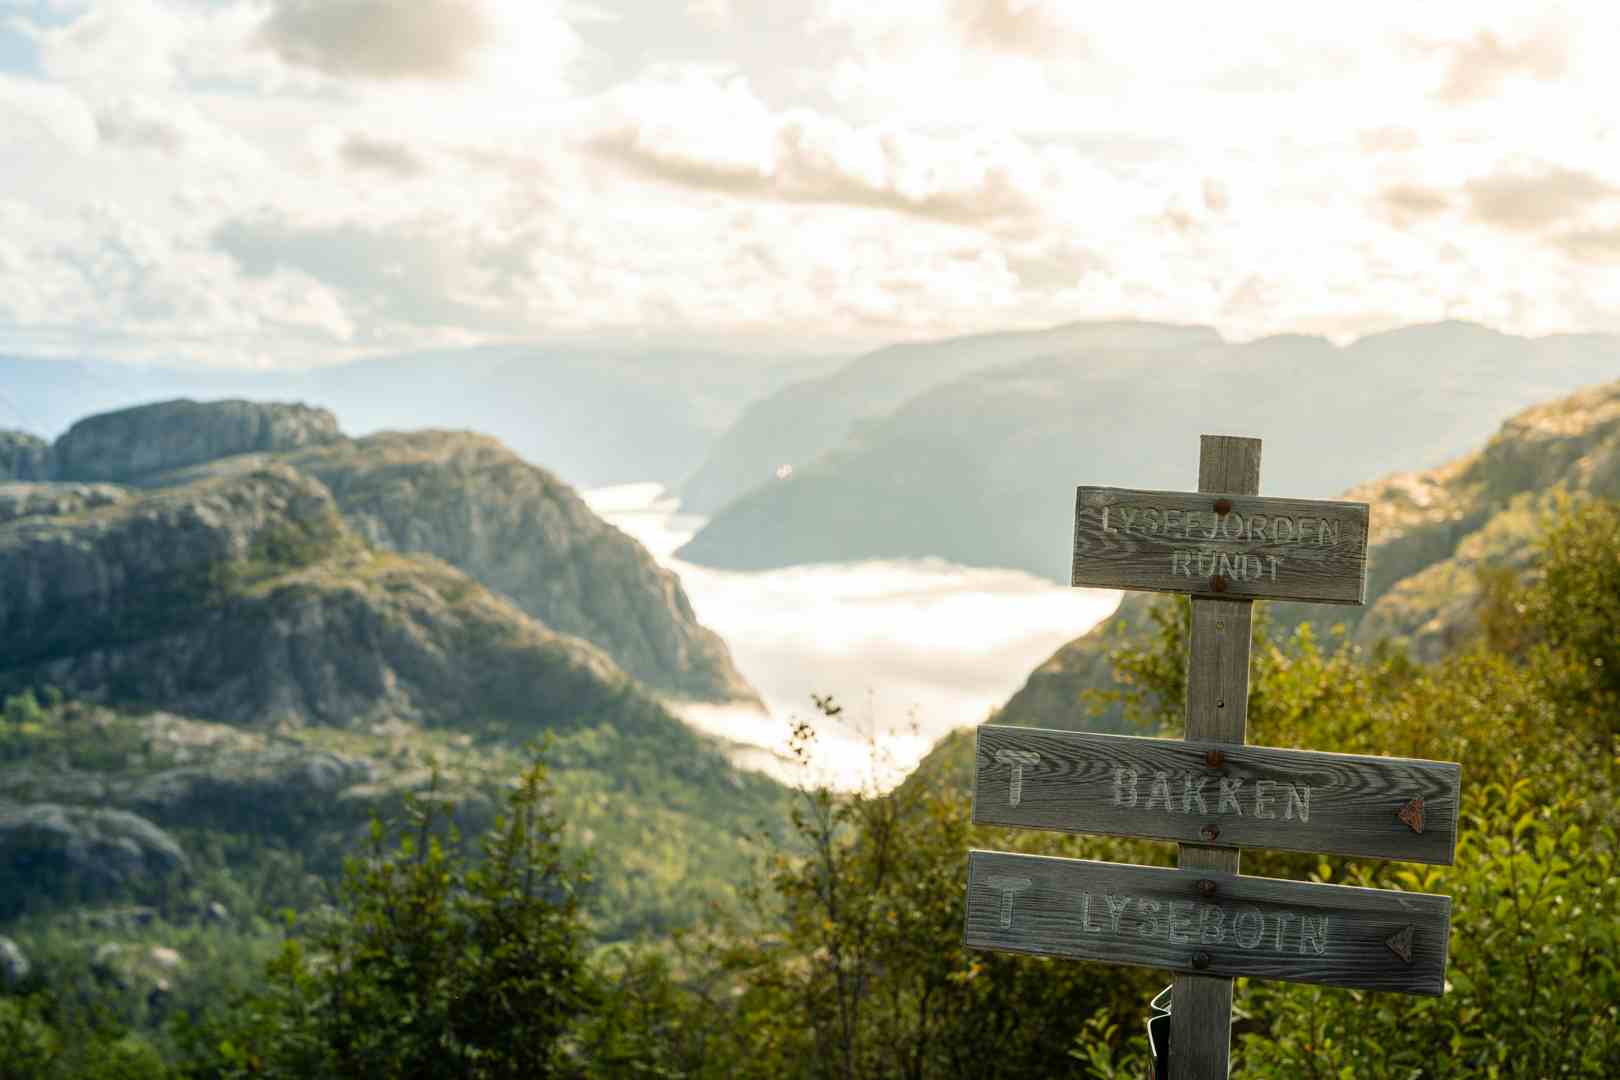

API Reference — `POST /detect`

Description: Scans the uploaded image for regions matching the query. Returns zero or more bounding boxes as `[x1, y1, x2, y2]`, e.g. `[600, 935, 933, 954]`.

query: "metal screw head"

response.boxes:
[1214, 498, 1232, 515]
[1192, 951, 1212, 970]
[1197, 878, 1217, 899]
[1211, 574, 1228, 593]
[1200, 824, 1220, 842]
[1204, 749, 1225, 769]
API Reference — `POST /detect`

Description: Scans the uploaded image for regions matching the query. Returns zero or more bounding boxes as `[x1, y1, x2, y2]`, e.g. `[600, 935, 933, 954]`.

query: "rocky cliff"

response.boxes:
[0, 431, 50, 481]
[280, 431, 757, 704]
[0, 462, 641, 734]
[998, 375, 1620, 728]
[17, 400, 757, 706]
[0, 447, 785, 936]
[51, 398, 342, 483]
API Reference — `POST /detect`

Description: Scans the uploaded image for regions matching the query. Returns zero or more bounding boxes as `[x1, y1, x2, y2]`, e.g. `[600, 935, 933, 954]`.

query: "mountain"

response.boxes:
[677, 322, 1619, 579]
[677, 321, 1219, 514]
[8, 399, 757, 705]
[290, 345, 844, 490]
[997, 373, 1620, 729]
[0, 423, 786, 936]
[0, 345, 844, 492]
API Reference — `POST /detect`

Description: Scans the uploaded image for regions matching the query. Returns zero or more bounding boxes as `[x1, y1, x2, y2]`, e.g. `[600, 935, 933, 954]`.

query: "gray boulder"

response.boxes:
[0, 803, 188, 915]
[0, 482, 130, 525]
[52, 399, 341, 483]
[0, 431, 50, 481]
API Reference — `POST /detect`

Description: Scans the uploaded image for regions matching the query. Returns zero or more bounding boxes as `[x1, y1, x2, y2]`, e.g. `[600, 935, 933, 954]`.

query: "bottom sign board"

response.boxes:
[964, 850, 1451, 996]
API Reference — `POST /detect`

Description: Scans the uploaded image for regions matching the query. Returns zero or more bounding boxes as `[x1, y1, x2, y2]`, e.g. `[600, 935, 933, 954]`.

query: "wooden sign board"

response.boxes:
[1071, 486, 1370, 605]
[964, 849, 1451, 996]
[973, 726, 1461, 865]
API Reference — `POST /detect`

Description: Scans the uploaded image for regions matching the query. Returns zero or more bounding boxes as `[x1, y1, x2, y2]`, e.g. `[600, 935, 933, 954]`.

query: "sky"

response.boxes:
[3, 1, 1620, 368]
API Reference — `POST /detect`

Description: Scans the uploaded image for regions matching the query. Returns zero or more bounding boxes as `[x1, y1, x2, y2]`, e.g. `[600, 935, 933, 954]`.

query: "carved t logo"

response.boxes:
[995, 749, 1041, 806]
[985, 875, 1033, 929]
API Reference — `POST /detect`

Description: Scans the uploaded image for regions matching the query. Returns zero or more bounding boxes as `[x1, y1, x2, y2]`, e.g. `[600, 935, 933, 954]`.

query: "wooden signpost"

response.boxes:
[963, 435, 1461, 1079]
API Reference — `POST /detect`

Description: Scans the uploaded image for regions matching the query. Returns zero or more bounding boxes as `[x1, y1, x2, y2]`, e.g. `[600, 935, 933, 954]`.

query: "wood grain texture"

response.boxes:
[972, 726, 1462, 864]
[1069, 487, 1369, 604]
[963, 849, 1452, 996]
[1174, 434, 1262, 1079]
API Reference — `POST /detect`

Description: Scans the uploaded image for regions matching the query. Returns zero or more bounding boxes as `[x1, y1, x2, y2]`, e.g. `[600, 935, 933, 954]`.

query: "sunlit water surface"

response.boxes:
[584, 483, 1120, 791]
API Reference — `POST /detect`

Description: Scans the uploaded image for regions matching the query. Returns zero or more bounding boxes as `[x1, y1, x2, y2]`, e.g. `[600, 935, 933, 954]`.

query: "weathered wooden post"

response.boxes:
[963, 434, 1459, 1079]
[1173, 435, 1260, 1077]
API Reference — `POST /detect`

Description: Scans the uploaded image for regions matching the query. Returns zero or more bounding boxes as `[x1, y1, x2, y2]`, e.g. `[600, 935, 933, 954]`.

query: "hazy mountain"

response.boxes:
[10, 398, 757, 705]
[677, 322, 1619, 579]
[0, 345, 844, 491]
[677, 321, 1219, 514]
[997, 372, 1620, 730]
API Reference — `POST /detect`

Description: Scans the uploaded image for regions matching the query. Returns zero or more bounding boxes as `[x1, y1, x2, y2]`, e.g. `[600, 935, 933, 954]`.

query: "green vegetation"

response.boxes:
[2, 500, 1619, 1077]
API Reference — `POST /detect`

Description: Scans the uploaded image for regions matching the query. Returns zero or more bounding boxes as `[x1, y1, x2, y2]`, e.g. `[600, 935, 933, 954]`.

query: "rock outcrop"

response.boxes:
[0, 431, 49, 481]
[51, 399, 341, 483]
[0, 462, 654, 736]
[0, 482, 130, 525]
[25, 400, 759, 706]
[0, 803, 188, 917]
[281, 431, 758, 704]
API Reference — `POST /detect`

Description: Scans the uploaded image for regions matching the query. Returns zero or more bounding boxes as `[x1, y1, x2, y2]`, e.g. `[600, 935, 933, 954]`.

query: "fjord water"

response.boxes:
[585, 483, 1121, 791]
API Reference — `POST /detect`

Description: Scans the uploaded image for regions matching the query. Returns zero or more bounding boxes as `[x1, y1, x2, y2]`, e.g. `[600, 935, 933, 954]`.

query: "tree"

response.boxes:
[188, 755, 597, 1079]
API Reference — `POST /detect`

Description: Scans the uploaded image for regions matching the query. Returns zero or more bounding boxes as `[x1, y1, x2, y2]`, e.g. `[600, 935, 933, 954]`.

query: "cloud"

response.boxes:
[31, 0, 186, 91]
[1358, 127, 1419, 154]
[1464, 165, 1616, 231]
[1553, 227, 1620, 264]
[0, 71, 95, 152]
[258, 0, 494, 81]
[950, 0, 1087, 57]
[1434, 28, 1566, 104]
[1379, 183, 1452, 223]
[210, 211, 514, 335]
[587, 72, 1049, 225]
[338, 133, 428, 177]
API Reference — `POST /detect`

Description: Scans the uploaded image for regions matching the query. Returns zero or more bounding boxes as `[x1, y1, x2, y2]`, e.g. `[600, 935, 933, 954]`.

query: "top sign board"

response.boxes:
[1071, 486, 1370, 605]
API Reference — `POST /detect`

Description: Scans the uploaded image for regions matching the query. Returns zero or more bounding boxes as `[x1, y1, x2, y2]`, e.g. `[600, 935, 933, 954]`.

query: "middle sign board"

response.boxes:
[973, 725, 1461, 865]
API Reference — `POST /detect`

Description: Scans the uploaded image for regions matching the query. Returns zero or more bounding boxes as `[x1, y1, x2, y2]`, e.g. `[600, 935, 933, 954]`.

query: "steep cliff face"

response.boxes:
[998, 376, 1620, 727]
[51, 399, 341, 483]
[0, 463, 646, 735]
[280, 431, 758, 705]
[0, 431, 50, 481]
[28, 401, 757, 706]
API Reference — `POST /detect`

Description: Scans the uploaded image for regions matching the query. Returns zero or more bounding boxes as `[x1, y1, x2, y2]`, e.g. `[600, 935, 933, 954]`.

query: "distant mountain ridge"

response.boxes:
[997, 372, 1620, 730]
[677, 321, 1619, 579]
[677, 320, 1219, 514]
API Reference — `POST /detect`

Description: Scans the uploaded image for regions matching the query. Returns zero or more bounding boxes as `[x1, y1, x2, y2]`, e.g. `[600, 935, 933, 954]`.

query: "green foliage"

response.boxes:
[1073, 502, 1620, 1078]
[185, 756, 597, 1079]
[0, 992, 178, 1079]
[1525, 496, 1620, 723]
[6, 497, 1620, 1079]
